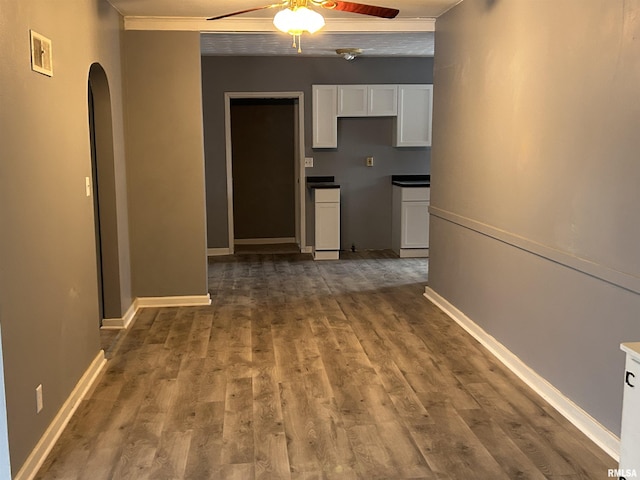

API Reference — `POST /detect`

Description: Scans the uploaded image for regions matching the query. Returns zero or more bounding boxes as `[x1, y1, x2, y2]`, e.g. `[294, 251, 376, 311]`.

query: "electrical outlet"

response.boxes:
[366, 156, 374, 167]
[36, 384, 43, 413]
[304, 157, 314, 168]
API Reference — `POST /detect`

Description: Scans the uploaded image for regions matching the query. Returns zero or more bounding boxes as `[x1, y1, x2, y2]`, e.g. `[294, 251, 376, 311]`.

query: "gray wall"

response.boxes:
[0, 0, 130, 472]
[201, 56, 433, 250]
[430, 0, 640, 435]
[123, 31, 209, 297]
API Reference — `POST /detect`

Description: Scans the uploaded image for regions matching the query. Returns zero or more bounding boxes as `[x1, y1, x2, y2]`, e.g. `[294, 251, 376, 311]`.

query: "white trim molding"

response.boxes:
[234, 237, 296, 245]
[423, 286, 620, 461]
[124, 16, 436, 33]
[207, 247, 231, 257]
[429, 206, 640, 295]
[100, 300, 138, 330]
[136, 294, 211, 308]
[15, 351, 107, 480]
[101, 294, 212, 330]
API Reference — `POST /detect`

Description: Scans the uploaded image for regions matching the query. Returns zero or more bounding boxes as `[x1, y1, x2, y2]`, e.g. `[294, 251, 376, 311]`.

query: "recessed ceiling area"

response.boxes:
[110, 1, 461, 58]
[200, 32, 435, 57]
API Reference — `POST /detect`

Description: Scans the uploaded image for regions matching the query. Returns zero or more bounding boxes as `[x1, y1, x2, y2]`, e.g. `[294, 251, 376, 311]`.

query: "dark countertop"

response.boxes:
[307, 176, 340, 189]
[391, 174, 430, 187]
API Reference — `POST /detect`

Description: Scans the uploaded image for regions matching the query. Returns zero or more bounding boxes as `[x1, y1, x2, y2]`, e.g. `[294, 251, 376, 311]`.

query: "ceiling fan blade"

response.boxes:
[318, 1, 399, 19]
[207, 3, 285, 21]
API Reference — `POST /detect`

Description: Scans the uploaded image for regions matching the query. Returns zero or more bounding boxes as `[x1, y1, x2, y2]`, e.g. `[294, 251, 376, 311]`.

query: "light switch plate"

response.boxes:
[366, 156, 374, 167]
[304, 157, 314, 168]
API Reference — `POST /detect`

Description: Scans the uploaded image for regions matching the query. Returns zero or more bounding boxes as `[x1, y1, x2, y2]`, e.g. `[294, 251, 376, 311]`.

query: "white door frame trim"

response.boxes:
[224, 91, 306, 254]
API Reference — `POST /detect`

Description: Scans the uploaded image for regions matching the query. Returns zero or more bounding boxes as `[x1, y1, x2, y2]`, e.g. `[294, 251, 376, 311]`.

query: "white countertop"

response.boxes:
[621, 342, 640, 361]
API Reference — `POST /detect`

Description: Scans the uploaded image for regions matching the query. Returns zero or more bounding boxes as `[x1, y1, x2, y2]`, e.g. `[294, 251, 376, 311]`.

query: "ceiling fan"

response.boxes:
[207, 0, 399, 53]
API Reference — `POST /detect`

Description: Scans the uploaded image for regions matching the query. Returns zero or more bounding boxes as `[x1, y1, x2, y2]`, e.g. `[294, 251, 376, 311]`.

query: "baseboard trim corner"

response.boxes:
[423, 286, 620, 461]
[100, 300, 138, 330]
[15, 351, 107, 480]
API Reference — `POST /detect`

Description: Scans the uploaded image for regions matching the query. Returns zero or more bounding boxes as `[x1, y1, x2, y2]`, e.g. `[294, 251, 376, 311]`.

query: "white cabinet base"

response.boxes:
[392, 185, 430, 258]
[314, 250, 340, 260]
[398, 248, 429, 258]
[312, 186, 340, 261]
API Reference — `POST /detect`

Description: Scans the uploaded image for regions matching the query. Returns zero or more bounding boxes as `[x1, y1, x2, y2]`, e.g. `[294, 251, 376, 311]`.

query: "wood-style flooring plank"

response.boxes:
[35, 251, 615, 480]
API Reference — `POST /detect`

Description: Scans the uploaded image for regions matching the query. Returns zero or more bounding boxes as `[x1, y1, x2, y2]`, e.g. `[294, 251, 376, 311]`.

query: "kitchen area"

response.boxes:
[306, 82, 432, 259]
[201, 55, 433, 257]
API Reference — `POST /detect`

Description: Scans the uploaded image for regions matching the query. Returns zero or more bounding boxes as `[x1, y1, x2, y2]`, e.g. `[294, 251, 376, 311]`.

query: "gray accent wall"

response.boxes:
[0, 0, 129, 472]
[201, 56, 433, 251]
[430, 0, 640, 435]
[123, 31, 209, 297]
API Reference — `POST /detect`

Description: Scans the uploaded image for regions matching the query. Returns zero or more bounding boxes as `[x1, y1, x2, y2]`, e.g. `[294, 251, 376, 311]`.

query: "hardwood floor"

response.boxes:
[36, 251, 615, 479]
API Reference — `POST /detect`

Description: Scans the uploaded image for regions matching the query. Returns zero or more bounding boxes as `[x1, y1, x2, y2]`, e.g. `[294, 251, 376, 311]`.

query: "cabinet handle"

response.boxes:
[626, 371, 635, 387]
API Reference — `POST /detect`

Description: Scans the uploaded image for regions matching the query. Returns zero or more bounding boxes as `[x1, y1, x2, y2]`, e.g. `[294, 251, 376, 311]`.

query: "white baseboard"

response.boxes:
[136, 294, 211, 308]
[234, 237, 296, 245]
[101, 293, 212, 330]
[17, 292, 211, 478]
[314, 250, 339, 260]
[423, 286, 620, 461]
[207, 248, 230, 257]
[399, 248, 429, 258]
[100, 300, 138, 330]
[301, 246, 313, 254]
[15, 351, 107, 480]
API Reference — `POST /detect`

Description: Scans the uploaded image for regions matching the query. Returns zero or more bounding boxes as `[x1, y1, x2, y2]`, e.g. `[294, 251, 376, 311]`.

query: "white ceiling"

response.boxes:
[199, 32, 435, 57]
[109, 0, 460, 19]
[109, 0, 462, 57]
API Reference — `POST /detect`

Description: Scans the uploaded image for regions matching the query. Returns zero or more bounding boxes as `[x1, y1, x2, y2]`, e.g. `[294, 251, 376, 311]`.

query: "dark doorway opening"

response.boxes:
[230, 98, 297, 246]
[88, 63, 122, 324]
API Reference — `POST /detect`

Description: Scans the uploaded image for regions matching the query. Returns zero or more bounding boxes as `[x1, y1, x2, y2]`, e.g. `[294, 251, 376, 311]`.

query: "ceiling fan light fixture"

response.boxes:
[273, 6, 325, 35]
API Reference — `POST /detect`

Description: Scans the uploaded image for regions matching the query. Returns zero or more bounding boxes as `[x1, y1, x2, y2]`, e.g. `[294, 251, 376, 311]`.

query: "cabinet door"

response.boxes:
[315, 202, 340, 250]
[401, 201, 429, 248]
[312, 85, 338, 148]
[395, 84, 433, 147]
[620, 355, 640, 472]
[368, 85, 397, 116]
[337, 85, 368, 117]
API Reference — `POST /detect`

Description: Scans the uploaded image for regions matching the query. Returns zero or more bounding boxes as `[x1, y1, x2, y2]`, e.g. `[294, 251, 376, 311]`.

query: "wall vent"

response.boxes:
[30, 30, 53, 77]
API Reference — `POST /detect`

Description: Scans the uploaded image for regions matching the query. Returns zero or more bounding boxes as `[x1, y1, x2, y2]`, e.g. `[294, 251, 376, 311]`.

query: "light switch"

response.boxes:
[366, 156, 374, 167]
[85, 177, 91, 197]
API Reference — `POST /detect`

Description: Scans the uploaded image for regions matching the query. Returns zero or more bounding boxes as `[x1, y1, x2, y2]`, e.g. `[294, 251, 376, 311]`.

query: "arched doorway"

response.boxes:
[88, 63, 122, 323]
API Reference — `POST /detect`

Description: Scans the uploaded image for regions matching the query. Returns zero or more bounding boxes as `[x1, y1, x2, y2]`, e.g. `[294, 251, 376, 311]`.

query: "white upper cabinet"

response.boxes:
[368, 85, 398, 116]
[337, 85, 398, 117]
[312, 85, 338, 148]
[394, 84, 433, 147]
[312, 84, 432, 149]
[337, 85, 368, 117]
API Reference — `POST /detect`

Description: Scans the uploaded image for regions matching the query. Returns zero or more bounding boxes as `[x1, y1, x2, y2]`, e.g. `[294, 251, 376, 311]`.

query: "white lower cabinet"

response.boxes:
[619, 343, 640, 478]
[392, 186, 430, 258]
[402, 201, 430, 248]
[313, 188, 340, 260]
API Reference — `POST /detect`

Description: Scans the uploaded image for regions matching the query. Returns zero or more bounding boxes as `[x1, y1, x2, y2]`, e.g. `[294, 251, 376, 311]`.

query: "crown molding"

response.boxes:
[123, 16, 435, 32]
